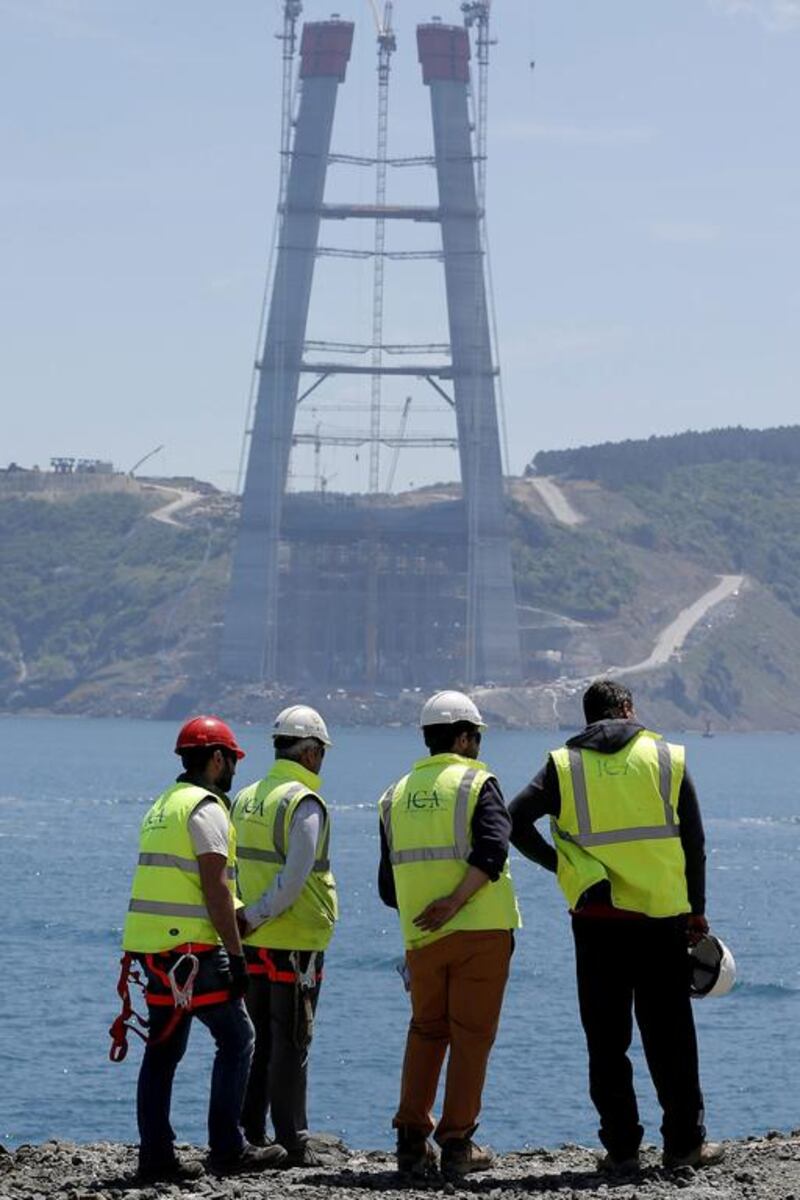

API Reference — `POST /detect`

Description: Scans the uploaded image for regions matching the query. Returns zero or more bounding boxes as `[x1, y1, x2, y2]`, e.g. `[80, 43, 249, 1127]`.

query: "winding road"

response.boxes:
[608, 574, 744, 678]
[147, 485, 201, 528]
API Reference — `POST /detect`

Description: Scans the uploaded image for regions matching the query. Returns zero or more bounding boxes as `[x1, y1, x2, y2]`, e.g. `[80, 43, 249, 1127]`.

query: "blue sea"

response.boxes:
[2, 717, 798, 1151]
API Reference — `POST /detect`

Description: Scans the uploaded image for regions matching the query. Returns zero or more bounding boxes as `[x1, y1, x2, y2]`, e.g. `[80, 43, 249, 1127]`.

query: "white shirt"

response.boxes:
[243, 796, 324, 929]
[187, 796, 230, 857]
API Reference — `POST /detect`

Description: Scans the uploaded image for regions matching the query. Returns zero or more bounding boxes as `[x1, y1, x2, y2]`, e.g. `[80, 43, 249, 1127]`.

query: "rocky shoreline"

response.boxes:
[3, 1132, 799, 1200]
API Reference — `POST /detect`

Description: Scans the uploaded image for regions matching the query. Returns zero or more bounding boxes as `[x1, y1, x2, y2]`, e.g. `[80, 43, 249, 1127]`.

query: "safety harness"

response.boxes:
[244, 947, 322, 1051]
[109, 947, 228, 1062]
[290, 950, 319, 1051]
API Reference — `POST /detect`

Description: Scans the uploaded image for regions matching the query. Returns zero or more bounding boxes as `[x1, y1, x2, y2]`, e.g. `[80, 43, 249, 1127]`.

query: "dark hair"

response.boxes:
[423, 721, 480, 755]
[583, 679, 633, 724]
[274, 735, 304, 759]
[179, 745, 225, 773]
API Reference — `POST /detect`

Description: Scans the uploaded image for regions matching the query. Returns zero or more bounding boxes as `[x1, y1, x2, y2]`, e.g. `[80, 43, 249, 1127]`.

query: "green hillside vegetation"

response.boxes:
[3, 433, 800, 728]
[510, 504, 635, 619]
[618, 461, 800, 616]
[532, 424, 800, 485]
[0, 493, 229, 703]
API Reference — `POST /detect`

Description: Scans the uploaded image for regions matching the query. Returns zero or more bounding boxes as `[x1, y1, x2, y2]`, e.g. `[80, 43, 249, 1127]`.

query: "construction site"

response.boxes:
[222, 2, 523, 689]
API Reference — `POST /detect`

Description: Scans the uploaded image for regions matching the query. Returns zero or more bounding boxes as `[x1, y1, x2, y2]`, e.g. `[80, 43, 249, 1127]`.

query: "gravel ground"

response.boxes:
[2, 1131, 798, 1200]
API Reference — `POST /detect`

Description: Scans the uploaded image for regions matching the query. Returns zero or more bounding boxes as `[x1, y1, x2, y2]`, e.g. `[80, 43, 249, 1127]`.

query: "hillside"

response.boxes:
[4, 430, 800, 730]
[0, 482, 234, 711]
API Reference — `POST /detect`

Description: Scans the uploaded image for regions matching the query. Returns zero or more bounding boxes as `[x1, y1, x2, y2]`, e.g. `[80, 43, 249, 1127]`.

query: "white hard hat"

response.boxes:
[272, 705, 332, 747]
[419, 690, 486, 730]
[689, 934, 737, 999]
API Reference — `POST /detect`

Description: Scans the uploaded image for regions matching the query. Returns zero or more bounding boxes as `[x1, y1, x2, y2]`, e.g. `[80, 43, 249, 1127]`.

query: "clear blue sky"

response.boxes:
[2, 1, 798, 492]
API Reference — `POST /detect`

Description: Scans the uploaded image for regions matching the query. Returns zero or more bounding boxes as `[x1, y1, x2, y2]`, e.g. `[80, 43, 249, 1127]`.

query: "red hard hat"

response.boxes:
[174, 715, 246, 760]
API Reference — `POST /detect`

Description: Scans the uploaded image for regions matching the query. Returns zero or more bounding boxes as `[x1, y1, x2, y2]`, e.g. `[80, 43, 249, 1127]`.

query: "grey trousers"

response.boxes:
[241, 949, 323, 1151]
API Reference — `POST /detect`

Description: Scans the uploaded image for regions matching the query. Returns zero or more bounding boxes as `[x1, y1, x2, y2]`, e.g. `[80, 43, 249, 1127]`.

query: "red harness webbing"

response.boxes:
[108, 951, 228, 1063]
[247, 948, 298, 983]
[246, 947, 325, 985]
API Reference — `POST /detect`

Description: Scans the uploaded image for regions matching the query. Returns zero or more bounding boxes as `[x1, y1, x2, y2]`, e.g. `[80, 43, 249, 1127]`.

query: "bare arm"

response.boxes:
[198, 853, 243, 957]
[413, 865, 490, 933]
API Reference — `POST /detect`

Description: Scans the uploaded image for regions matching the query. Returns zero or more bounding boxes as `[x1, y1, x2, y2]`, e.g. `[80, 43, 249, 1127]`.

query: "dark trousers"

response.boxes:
[572, 916, 706, 1160]
[241, 949, 323, 1152]
[136, 950, 255, 1168]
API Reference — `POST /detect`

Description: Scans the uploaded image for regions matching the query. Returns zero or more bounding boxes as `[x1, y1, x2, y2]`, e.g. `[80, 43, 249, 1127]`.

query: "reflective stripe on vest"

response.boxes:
[550, 733, 690, 918]
[380, 768, 478, 864]
[235, 781, 332, 873]
[382, 756, 521, 949]
[136, 852, 236, 879]
[122, 782, 237, 953]
[554, 741, 679, 847]
[128, 899, 208, 918]
[233, 769, 338, 952]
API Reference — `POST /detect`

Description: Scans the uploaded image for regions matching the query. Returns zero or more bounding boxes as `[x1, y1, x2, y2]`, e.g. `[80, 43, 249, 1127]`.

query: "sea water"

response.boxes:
[1, 716, 798, 1151]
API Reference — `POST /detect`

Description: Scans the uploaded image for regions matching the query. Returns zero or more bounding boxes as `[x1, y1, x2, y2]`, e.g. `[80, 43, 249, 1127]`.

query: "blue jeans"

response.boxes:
[136, 949, 255, 1167]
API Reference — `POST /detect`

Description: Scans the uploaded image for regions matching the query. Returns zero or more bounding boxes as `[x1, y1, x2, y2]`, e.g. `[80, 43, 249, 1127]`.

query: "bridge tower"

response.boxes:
[221, 13, 521, 686]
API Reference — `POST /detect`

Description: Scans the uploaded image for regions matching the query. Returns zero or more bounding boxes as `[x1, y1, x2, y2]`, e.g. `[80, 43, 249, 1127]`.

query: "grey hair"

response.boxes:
[273, 735, 319, 761]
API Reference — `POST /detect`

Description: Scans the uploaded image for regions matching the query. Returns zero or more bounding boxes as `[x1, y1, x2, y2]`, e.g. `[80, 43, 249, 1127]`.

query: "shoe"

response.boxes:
[396, 1127, 438, 1177]
[208, 1142, 288, 1175]
[440, 1138, 495, 1178]
[283, 1142, 323, 1168]
[663, 1142, 725, 1170]
[242, 1129, 271, 1148]
[136, 1157, 204, 1184]
[597, 1152, 640, 1175]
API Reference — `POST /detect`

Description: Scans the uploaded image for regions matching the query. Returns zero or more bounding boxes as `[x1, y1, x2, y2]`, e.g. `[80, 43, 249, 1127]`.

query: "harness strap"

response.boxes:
[108, 950, 230, 1062]
[110, 953, 186, 1062]
[246, 947, 298, 983]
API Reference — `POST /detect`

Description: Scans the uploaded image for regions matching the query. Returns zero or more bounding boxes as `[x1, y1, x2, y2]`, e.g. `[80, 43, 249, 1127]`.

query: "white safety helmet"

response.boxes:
[272, 705, 332, 747]
[688, 934, 737, 999]
[419, 690, 486, 730]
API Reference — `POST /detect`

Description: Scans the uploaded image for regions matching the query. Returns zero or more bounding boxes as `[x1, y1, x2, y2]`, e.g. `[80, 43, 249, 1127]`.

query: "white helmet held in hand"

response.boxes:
[689, 933, 737, 999]
[272, 705, 332, 747]
[419, 690, 486, 730]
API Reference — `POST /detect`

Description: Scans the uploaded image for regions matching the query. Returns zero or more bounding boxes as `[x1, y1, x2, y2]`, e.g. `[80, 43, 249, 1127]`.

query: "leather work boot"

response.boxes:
[440, 1137, 495, 1178]
[663, 1142, 725, 1170]
[136, 1156, 204, 1184]
[597, 1152, 640, 1175]
[208, 1142, 288, 1175]
[283, 1141, 324, 1168]
[396, 1127, 438, 1177]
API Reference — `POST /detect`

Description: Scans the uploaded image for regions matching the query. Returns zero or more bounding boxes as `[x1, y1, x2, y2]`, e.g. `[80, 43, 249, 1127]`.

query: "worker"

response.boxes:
[509, 680, 724, 1172]
[232, 705, 338, 1167]
[121, 716, 288, 1181]
[378, 691, 521, 1179]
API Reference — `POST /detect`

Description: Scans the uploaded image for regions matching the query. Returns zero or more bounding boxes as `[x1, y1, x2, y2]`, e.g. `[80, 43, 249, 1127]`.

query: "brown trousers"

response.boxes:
[394, 929, 512, 1144]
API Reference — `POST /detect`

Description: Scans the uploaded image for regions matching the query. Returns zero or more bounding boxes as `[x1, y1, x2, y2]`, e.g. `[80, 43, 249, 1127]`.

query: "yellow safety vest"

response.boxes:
[381, 753, 521, 950]
[232, 760, 337, 952]
[123, 782, 237, 953]
[551, 731, 690, 917]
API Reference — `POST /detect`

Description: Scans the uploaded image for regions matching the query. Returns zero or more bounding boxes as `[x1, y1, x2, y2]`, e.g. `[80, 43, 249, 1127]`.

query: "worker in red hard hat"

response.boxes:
[121, 715, 288, 1181]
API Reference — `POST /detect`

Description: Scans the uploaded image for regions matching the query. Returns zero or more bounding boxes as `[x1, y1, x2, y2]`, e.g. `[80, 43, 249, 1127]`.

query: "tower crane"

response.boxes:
[279, 2, 303, 207]
[367, 2, 396, 494]
[461, 1, 493, 210]
[384, 396, 412, 493]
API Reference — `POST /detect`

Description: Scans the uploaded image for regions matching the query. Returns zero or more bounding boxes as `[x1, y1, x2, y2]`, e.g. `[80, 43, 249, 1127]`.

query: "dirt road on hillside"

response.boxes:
[609, 574, 744, 677]
[528, 476, 585, 526]
[147, 485, 201, 528]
